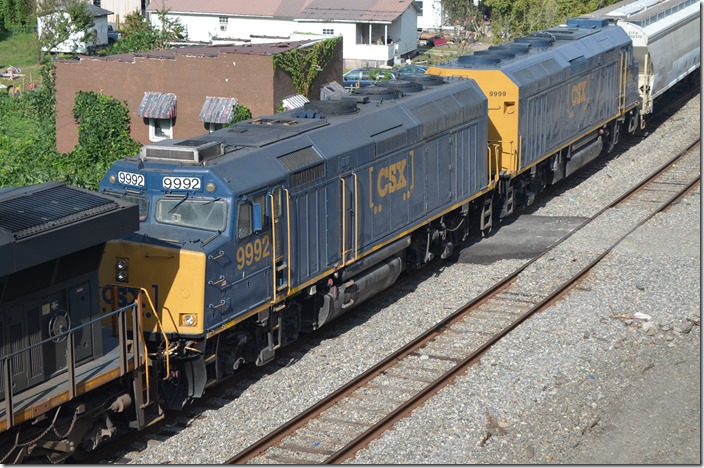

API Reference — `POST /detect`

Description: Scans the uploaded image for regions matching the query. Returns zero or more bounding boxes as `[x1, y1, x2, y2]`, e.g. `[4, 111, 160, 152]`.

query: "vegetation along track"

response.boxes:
[227, 140, 700, 464]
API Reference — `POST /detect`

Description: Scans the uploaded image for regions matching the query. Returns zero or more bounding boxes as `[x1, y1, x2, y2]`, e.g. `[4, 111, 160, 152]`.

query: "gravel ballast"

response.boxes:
[119, 94, 700, 465]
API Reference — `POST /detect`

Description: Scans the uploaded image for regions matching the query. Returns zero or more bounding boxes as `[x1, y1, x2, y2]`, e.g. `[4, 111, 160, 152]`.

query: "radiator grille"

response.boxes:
[0, 185, 117, 239]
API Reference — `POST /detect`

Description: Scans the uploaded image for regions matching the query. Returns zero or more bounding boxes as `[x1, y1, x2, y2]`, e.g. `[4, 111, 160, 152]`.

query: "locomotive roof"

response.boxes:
[133, 78, 487, 197]
[432, 21, 631, 96]
[0, 182, 139, 277]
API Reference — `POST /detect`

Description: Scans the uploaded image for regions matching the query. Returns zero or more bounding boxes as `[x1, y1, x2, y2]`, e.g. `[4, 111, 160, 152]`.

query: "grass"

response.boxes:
[0, 29, 44, 92]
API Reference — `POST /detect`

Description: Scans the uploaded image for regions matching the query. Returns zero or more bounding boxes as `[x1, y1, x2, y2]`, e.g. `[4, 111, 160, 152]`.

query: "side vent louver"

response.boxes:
[141, 139, 224, 163]
[277, 147, 325, 188]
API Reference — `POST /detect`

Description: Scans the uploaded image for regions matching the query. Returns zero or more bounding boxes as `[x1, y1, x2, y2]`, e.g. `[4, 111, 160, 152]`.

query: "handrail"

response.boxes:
[270, 192, 278, 303]
[353, 173, 359, 262]
[137, 287, 169, 382]
[285, 188, 292, 293]
[0, 302, 139, 433]
[340, 177, 347, 267]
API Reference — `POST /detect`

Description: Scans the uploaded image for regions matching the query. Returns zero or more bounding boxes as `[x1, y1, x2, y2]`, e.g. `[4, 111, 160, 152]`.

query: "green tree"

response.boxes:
[105, 7, 185, 54]
[442, 0, 481, 30]
[69, 91, 141, 190]
[0, 64, 61, 187]
[483, 0, 622, 42]
[0, 0, 35, 30]
[36, 0, 96, 59]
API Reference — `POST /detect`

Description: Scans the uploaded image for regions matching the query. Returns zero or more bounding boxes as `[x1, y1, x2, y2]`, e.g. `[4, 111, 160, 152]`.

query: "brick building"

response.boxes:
[54, 39, 343, 153]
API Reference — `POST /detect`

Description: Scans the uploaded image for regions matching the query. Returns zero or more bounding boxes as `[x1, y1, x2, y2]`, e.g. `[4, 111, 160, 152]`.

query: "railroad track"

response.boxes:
[80, 84, 699, 465]
[227, 140, 700, 464]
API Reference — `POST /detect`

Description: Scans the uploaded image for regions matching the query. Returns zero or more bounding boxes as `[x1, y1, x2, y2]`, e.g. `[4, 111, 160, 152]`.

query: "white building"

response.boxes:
[416, 0, 446, 31]
[146, 0, 421, 68]
[37, 4, 112, 54]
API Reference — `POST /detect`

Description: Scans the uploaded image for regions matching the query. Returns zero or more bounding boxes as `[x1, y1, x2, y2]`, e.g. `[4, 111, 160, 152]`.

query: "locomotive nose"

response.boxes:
[99, 239, 207, 336]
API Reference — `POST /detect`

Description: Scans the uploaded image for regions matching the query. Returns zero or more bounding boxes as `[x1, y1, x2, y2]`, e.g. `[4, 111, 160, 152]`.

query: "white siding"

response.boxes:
[38, 13, 110, 53]
[416, 0, 445, 31]
[150, 7, 419, 66]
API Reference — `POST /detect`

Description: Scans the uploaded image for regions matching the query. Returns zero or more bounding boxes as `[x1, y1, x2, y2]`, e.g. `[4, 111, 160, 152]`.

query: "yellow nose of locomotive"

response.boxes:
[100, 239, 206, 336]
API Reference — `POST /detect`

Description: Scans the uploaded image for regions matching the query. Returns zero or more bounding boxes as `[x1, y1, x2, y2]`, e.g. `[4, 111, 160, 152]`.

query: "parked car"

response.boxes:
[426, 35, 447, 47]
[396, 64, 428, 79]
[107, 25, 121, 45]
[343, 68, 397, 88]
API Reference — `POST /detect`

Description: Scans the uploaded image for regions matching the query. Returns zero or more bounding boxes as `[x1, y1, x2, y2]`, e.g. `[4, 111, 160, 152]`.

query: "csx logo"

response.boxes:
[377, 160, 408, 197]
[571, 80, 588, 107]
[369, 153, 414, 214]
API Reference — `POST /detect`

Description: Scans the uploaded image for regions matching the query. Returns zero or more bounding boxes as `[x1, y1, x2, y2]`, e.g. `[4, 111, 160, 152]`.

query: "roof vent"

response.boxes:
[457, 54, 502, 67]
[514, 34, 555, 48]
[404, 74, 445, 87]
[141, 139, 224, 163]
[352, 86, 401, 101]
[297, 100, 358, 117]
[382, 80, 424, 94]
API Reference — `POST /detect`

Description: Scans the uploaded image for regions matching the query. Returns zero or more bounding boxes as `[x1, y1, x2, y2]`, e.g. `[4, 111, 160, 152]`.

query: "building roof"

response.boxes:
[146, 0, 313, 18]
[199, 96, 239, 123]
[146, 0, 416, 22]
[297, 0, 418, 22]
[138, 92, 177, 119]
[74, 40, 322, 63]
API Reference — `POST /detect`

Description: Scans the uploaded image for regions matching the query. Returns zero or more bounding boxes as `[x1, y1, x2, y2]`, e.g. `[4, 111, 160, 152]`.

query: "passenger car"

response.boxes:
[342, 68, 397, 88]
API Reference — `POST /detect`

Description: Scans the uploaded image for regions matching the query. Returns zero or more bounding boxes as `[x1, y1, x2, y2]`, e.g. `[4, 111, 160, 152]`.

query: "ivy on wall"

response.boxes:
[70, 91, 141, 190]
[273, 37, 340, 98]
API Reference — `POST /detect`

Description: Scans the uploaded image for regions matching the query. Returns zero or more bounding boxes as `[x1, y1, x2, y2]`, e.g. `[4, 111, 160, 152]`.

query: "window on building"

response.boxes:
[417, 1, 423, 16]
[219, 17, 228, 31]
[149, 118, 173, 142]
[323, 28, 334, 35]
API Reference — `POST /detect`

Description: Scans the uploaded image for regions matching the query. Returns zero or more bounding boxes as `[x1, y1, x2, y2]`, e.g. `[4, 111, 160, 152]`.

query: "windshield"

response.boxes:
[156, 198, 227, 231]
[104, 191, 149, 221]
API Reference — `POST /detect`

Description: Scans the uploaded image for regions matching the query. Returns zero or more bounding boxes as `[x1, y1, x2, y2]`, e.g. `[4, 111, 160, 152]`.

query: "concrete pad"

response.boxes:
[458, 215, 588, 264]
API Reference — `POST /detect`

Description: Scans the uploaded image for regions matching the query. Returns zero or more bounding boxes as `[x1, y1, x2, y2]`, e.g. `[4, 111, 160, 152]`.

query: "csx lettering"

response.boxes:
[236, 235, 271, 270]
[377, 160, 408, 197]
[571, 81, 588, 106]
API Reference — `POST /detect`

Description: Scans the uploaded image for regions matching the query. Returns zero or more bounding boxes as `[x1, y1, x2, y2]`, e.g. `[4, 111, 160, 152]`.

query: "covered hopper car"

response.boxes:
[583, 0, 700, 116]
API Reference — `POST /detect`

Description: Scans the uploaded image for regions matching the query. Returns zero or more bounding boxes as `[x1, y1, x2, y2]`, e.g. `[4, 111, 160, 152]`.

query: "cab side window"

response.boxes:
[237, 202, 252, 239]
[238, 188, 283, 239]
[272, 187, 282, 219]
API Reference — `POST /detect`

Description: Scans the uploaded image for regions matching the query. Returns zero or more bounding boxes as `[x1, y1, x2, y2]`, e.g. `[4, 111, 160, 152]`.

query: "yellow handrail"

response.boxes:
[285, 188, 292, 292]
[138, 287, 169, 382]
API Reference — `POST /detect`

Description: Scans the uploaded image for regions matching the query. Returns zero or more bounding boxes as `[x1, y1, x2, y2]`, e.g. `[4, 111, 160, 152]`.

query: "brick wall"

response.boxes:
[55, 40, 343, 153]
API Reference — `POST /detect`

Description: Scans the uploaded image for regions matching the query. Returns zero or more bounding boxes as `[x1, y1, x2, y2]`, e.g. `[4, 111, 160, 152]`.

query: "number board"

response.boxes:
[163, 176, 202, 191]
[118, 171, 145, 187]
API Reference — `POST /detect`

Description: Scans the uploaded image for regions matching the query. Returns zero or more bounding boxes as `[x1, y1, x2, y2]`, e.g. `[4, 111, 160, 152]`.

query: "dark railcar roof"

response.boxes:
[0, 182, 139, 277]
[433, 23, 632, 96]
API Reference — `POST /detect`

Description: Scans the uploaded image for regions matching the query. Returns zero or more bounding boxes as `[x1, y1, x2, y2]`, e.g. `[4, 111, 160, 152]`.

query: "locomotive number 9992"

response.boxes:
[118, 171, 145, 187]
[163, 176, 201, 190]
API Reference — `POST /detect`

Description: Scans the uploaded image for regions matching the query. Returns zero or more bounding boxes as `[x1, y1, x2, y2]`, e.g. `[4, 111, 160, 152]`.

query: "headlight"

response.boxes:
[180, 314, 197, 327]
[109, 174, 116, 184]
[116, 258, 128, 282]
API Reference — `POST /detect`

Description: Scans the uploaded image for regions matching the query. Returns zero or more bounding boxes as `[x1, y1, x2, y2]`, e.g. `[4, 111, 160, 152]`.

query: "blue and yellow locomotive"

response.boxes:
[98, 78, 491, 408]
[428, 17, 641, 217]
[97, 16, 647, 410]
